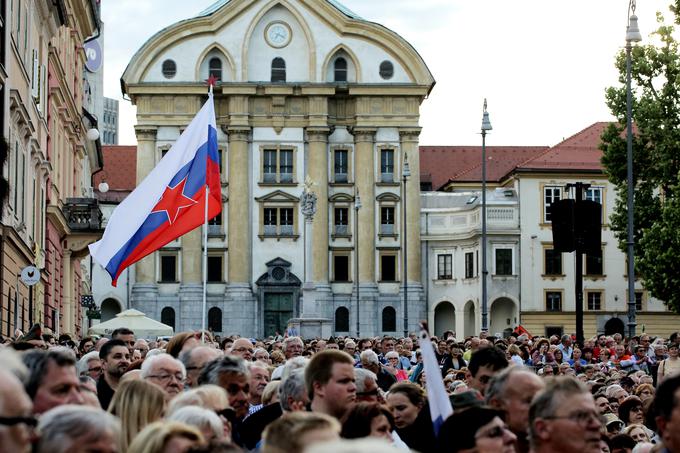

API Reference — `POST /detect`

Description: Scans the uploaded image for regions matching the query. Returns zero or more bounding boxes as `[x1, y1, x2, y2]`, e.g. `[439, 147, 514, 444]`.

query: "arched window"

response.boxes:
[335, 307, 349, 332]
[162, 59, 177, 79]
[208, 307, 222, 332]
[382, 306, 396, 332]
[161, 307, 175, 329]
[209, 57, 222, 81]
[379, 60, 394, 80]
[334, 57, 347, 82]
[271, 57, 286, 82]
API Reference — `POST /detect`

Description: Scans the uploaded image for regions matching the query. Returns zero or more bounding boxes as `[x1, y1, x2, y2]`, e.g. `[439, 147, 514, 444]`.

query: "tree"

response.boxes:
[601, 4, 680, 314]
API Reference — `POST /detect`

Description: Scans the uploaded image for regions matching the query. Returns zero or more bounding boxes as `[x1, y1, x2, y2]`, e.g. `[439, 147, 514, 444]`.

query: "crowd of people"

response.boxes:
[1, 323, 680, 453]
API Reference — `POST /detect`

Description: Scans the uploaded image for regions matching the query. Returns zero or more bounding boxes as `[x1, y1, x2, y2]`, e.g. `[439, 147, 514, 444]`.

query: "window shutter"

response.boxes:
[31, 49, 39, 100]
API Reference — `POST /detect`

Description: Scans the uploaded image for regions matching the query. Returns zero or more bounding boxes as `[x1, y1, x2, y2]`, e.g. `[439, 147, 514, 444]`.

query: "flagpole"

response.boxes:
[201, 84, 213, 345]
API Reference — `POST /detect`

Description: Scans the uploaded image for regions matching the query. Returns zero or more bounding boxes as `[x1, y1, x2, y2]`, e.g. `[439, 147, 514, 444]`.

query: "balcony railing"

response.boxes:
[334, 224, 348, 235]
[62, 198, 103, 231]
[380, 224, 394, 235]
[334, 172, 348, 183]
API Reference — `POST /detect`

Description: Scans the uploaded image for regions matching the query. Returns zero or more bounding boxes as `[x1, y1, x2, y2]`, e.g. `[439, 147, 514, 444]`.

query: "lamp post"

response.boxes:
[625, 1, 641, 339]
[402, 153, 411, 338]
[480, 99, 492, 333]
[355, 191, 362, 336]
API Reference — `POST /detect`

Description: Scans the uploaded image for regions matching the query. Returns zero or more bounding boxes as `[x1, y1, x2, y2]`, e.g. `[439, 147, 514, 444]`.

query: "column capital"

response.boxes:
[134, 126, 158, 141]
[306, 127, 331, 143]
[225, 126, 251, 142]
[399, 128, 422, 142]
[350, 127, 377, 143]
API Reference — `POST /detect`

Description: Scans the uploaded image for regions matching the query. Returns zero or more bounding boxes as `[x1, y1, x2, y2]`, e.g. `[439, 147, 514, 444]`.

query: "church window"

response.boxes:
[162, 59, 177, 79]
[209, 57, 222, 81]
[334, 57, 347, 82]
[271, 57, 286, 82]
[379, 60, 394, 79]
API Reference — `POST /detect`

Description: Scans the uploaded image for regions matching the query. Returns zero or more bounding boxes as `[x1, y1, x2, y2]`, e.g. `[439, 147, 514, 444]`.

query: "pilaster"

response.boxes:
[134, 127, 158, 285]
[307, 127, 330, 284]
[353, 128, 376, 282]
[400, 128, 422, 283]
[226, 126, 251, 284]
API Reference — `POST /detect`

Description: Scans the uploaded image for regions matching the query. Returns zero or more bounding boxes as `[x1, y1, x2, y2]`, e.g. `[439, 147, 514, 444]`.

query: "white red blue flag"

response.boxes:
[89, 92, 221, 286]
[418, 322, 453, 435]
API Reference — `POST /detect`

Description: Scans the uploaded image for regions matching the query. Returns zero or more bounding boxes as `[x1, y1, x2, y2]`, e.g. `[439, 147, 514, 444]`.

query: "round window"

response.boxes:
[272, 267, 286, 281]
[379, 60, 394, 80]
[162, 59, 177, 79]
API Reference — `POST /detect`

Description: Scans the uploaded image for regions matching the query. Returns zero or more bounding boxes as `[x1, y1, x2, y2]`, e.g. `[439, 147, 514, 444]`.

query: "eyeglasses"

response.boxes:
[475, 425, 510, 440]
[356, 388, 380, 397]
[233, 347, 254, 354]
[88, 366, 102, 373]
[147, 373, 185, 383]
[607, 422, 624, 433]
[0, 416, 38, 428]
[630, 406, 643, 413]
[545, 410, 605, 427]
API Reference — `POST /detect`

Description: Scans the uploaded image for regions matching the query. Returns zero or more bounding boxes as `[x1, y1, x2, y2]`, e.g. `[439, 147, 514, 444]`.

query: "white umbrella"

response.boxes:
[88, 309, 173, 339]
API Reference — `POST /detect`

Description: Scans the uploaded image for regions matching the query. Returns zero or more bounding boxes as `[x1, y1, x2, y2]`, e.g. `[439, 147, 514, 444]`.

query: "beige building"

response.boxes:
[0, 0, 101, 338]
[119, 0, 434, 338]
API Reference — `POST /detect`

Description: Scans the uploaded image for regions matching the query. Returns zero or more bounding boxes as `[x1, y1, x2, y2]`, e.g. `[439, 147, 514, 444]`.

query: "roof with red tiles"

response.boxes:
[94, 146, 137, 192]
[419, 146, 548, 190]
[516, 122, 608, 172]
[420, 122, 610, 190]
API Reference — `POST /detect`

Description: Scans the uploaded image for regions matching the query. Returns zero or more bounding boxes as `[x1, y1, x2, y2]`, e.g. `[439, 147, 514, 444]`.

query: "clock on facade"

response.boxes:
[265, 21, 292, 48]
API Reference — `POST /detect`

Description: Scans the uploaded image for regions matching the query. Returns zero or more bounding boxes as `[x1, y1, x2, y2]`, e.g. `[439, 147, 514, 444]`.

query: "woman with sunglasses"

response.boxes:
[437, 406, 516, 453]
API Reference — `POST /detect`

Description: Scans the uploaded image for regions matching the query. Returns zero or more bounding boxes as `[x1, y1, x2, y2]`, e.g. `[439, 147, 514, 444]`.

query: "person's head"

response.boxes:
[166, 332, 200, 359]
[36, 405, 120, 453]
[486, 366, 545, 437]
[100, 339, 131, 380]
[249, 361, 271, 404]
[230, 338, 254, 361]
[529, 377, 603, 453]
[254, 348, 270, 364]
[198, 356, 251, 420]
[79, 337, 95, 356]
[283, 337, 304, 359]
[262, 381, 280, 406]
[359, 349, 380, 374]
[622, 424, 650, 444]
[0, 367, 34, 453]
[22, 349, 84, 414]
[179, 346, 222, 388]
[262, 411, 340, 453]
[126, 421, 204, 453]
[652, 374, 680, 452]
[354, 368, 380, 403]
[168, 385, 233, 441]
[596, 395, 613, 415]
[77, 350, 102, 380]
[340, 402, 394, 443]
[111, 328, 135, 354]
[385, 381, 425, 429]
[306, 350, 356, 419]
[140, 352, 186, 400]
[380, 337, 395, 354]
[279, 368, 309, 412]
[108, 379, 166, 450]
[344, 340, 357, 356]
[561, 335, 572, 347]
[167, 406, 224, 443]
[438, 405, 516, 453]
[133, 340, 149, 359]
[466, 347, 509, 395]
[619, 396, 644, 425]
[609, 433, 636, 453]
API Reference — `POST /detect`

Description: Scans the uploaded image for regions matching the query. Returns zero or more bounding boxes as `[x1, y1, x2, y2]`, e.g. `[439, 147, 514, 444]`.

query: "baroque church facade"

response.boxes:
[120, 0, 434, 337]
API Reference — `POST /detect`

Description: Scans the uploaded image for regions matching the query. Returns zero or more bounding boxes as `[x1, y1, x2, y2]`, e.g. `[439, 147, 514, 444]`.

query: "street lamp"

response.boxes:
[626, 0, 641, 338]
[402, 153, 411, 337]
[355, 190, 362, 336]
[480, 99, 492, 333]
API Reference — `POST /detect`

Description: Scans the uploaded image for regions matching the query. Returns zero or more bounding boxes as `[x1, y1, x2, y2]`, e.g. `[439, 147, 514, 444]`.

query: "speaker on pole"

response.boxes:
[551, 199, 576, 253]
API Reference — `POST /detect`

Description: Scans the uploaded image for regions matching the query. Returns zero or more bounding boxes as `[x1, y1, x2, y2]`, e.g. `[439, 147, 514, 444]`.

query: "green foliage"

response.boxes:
[601, 5, 680, 314]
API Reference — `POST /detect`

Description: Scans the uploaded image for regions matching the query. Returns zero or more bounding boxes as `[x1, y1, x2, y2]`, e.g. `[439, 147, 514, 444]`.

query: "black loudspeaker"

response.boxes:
[576, 200, 602, 254]
[551, 199, 576, 253]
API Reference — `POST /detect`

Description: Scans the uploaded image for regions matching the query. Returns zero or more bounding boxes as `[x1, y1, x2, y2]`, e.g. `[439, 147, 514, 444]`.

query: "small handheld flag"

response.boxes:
[89, 93, 221, 286]
[418, 321, 454, 435]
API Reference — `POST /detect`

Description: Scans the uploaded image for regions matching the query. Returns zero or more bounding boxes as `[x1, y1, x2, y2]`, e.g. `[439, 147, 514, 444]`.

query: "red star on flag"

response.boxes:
[151, 178, 198, 224]
[206, 74, 218, 88]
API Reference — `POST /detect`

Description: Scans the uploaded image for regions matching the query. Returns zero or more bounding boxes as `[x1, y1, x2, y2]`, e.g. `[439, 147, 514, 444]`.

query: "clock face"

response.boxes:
[265, 22, 291, 48]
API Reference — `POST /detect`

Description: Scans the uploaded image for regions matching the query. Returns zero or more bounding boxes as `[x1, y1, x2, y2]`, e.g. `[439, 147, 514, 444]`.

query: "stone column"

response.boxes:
[307, 128, 330, 285]
[226, 127, 251, 285]
[354, 128, 376, 282]
[400, 129, 422, 283]
[134, 127, 158, 284]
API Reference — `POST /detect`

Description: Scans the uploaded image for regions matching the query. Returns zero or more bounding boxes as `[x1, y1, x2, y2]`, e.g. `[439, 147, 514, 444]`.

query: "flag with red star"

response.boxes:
[89, 91, 221, 286]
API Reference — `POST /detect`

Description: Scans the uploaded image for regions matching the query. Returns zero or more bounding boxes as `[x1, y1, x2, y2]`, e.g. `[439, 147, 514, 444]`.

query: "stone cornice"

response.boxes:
[224, 126, 251, 142]
[134, 127, 158, 141]
[399, 128, 422, 142]
[349, 127, 376, 143]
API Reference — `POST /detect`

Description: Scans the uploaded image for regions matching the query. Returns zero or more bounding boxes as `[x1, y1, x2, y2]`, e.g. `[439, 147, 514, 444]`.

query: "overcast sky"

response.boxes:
[101, 0, 671, 147]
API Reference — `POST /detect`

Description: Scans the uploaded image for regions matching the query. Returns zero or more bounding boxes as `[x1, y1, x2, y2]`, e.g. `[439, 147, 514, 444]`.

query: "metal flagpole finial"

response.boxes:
[483, 98, 488, 113]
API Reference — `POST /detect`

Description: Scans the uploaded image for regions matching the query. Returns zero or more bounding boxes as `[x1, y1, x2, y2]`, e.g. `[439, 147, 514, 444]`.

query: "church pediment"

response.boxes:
[256, 257, 301, 286]
[255, 190, 300, 203]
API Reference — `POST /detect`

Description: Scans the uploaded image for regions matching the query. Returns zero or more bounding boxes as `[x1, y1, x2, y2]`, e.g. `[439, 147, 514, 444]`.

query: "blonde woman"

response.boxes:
[127, 421, 204, 453]
[657, 343, 680, 383]
[108, 379, 166, 452]
[168, 384, 233, 441]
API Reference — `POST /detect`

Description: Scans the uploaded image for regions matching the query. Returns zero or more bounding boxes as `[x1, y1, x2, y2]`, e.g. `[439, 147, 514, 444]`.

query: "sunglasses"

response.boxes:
[0, 416, 38, 428]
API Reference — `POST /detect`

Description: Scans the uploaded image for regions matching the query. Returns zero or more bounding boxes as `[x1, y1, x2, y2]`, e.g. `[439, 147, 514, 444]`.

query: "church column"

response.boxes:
[134, 127, 158, 284]
[227, 127, 251, 285]
[400, 128, 422, 283]
[354, 128, 376, 282]
[307, 127, 330, 285]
